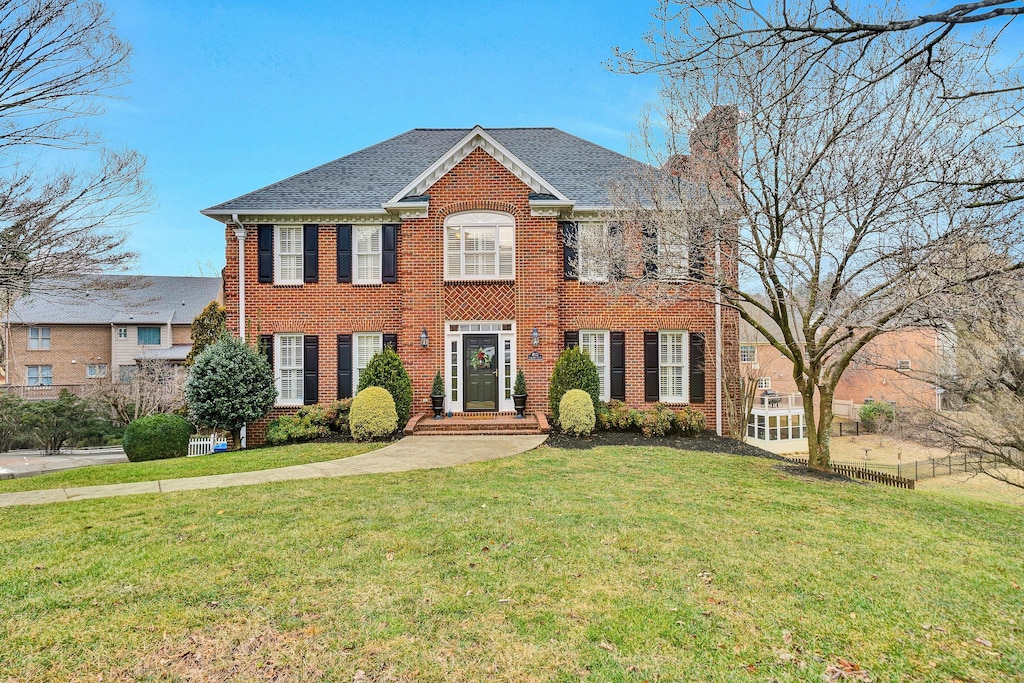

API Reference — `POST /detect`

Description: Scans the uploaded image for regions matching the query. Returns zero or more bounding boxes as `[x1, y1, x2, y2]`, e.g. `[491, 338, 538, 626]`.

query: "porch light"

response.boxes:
[420, 328, 429, 348]
[531, 327, 540, 347]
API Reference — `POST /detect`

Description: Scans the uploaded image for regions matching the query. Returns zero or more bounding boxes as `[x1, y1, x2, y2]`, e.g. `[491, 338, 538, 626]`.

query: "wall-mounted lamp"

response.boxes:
[420, 328, 429, 348]
[531, 327, 540, 347]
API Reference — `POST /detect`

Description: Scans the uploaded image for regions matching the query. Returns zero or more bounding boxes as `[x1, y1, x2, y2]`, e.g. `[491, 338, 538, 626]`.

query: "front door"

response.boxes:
[464, 334, 498, 411]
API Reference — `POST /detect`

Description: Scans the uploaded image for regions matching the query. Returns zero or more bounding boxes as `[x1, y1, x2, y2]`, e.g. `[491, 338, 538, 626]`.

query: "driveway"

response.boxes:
[0, 448, 128, 480]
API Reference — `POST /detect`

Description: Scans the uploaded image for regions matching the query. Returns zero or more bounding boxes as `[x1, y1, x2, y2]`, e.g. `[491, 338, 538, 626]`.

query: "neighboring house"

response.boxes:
[2, 276, 223, 396]
[739, 307, 946, 413]
[203, 121, 739, 445]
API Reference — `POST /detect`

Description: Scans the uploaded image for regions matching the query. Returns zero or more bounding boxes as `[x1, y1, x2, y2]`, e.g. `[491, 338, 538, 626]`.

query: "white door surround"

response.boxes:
[444, 320, 516, 413]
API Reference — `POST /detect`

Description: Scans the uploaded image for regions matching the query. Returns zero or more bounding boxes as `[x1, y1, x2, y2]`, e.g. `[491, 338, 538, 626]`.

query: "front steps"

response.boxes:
[405, 411, 549, 436]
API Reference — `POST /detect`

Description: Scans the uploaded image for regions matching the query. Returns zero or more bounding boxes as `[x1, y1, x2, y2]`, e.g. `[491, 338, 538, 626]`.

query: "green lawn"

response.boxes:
[1, 444, 1021, 682]
[0, 441, 382, 493]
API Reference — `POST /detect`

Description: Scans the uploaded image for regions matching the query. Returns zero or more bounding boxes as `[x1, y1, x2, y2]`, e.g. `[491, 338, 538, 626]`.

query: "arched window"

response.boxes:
[444, 211, 514, 281]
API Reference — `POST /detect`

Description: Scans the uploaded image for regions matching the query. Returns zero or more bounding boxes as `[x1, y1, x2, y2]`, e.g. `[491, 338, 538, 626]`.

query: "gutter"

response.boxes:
[715, 233, 723, 437]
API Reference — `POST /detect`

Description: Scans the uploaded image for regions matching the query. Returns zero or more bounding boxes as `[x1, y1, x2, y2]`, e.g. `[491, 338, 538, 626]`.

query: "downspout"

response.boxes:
[715, 231, 723, 437]
[232, 214, 248, 449]
[232, 214, 247, 341]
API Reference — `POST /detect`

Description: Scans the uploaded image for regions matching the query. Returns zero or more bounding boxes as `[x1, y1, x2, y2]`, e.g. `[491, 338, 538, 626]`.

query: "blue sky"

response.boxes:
[99, 1, 663, 276]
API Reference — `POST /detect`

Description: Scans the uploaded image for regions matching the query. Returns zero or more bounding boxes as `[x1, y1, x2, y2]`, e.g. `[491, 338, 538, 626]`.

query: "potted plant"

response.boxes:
[430, 371, 445, 419]
[512, 369, 528, 418]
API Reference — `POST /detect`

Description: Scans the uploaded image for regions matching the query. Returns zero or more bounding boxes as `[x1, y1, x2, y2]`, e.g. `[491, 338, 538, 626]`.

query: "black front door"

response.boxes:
[464, 334, 498, 411]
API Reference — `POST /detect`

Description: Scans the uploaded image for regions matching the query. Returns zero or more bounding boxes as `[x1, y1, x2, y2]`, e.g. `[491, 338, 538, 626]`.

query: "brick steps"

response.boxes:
[405, 412, 548, 436]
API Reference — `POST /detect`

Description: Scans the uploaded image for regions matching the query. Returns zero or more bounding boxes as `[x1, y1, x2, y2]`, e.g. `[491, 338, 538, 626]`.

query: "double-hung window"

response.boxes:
[354, 226, 382, 283]
[659, 331, 688, 402]
[117, 327, 127, 340]
[756, 377, 771, 390]
[27, 365, 52, 386]
[353, 333, 383, 393]
[578, 223, 609, 282]
[444, 212, 514, 280]
[86, 364, 108, 379]
[276, 334, 304, 404]
[658, 224, 689, 280]
[137, 327, 161, 345]
[740, 344, 757, 363]
[580, 330, 610, 401]
[275, 225, 303, 284]
[28, 327, 50, 350]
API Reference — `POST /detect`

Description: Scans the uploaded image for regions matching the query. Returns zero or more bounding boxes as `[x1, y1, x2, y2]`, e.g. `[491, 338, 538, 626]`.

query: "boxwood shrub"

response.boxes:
[548, 347, 601, 423]
[559, 389, 596, 436]
[350, 387, 398, 441]
[122, 414, 191, 462]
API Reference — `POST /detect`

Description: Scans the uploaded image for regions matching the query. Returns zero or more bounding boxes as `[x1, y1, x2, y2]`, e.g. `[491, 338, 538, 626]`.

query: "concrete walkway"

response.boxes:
[0, 435, 547, 508]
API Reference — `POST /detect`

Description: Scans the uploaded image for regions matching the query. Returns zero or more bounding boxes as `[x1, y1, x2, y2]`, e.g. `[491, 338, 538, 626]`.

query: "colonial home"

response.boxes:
[203, 121, 740, 444]
[1, 276, 223, 398]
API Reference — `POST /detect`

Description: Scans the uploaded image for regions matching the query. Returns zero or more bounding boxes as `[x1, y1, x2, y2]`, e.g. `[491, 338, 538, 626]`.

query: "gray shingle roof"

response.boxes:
[203, 127, 640, 213]
[4, 276, 222, 326]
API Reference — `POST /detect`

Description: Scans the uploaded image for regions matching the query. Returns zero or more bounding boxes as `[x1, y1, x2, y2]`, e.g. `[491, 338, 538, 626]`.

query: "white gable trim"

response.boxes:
[385, 126, 571, 204]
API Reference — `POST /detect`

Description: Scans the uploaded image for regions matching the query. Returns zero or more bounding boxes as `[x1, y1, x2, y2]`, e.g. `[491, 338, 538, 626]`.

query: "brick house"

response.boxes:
[203, 124, 739, 444]
[2, 276, 222, 397]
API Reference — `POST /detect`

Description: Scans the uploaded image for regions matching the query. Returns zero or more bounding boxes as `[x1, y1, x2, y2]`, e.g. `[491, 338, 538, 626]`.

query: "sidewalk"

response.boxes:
[0, 448, 128, 480]
[0, 435, 547, 508]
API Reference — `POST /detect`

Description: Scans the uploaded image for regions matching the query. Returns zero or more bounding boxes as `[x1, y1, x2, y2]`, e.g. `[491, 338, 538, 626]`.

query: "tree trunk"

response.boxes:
[230, 427, 242, 451]
[804, 387, 835, 471]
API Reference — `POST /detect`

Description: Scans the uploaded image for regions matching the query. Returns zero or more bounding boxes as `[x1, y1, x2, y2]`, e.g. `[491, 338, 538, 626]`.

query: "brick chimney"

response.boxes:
[664, 106, 739, 190]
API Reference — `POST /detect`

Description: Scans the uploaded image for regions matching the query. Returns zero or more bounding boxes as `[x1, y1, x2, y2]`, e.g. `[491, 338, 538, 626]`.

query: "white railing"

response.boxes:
[752, 392, 804, 412]
[187, 434, 218, 457]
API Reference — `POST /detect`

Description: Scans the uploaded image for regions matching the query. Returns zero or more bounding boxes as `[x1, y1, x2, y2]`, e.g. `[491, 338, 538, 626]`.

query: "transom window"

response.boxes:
[740, 344, 757, 363]
[276, 334, 304, 404]
[580, 330, 610, 401]
[444, 212, 514, 281]
[27, 365, 52, 386]
[275, 225, 303, 284]
[353, 332, 383, 394]
[354, 225, 382, 283]
[659, 331, 689, 402]
[28, 326, 50, 350]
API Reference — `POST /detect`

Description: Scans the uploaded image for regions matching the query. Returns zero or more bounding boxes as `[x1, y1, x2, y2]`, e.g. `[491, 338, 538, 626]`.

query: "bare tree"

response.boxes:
[0, 1, 148, 308]
[90, 359, 185, 425]
[600, 5, 1024, 470]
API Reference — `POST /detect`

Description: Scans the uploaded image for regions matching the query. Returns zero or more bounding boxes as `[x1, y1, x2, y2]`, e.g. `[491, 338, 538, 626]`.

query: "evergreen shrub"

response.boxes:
[548, 347, 600, 422]
[559, 389, 596, 436]
[350, 387, 398, 441]
[122, 414, 191, 462]
[357, 347, 413, 426]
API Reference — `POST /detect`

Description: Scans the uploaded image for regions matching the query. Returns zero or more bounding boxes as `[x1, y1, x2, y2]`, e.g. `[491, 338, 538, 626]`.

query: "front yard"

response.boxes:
[1, 444, 1021, 682]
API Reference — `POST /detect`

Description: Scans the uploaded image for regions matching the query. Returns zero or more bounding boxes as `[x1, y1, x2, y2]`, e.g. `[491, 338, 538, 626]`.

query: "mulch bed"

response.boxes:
[544, 429, 857, 483]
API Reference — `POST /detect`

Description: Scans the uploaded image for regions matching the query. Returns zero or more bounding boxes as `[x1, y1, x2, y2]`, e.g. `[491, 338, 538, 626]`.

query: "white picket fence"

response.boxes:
[187, 434, 219, 457]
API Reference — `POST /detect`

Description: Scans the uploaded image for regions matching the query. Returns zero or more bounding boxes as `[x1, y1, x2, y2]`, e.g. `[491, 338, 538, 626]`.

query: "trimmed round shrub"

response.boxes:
[357, 347, 413, 427]
[639, 403, 676, 437]
[559, 389, 596, 436]
[675, 406, 707, 436]
[350, 387, 399, 441]
[860, 401, 896, 433]
[122, 414, 191, 462]
[548, 347, 601, 423]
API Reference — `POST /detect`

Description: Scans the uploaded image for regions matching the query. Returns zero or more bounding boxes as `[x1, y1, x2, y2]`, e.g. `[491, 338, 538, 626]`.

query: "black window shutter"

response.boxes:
[564, 330, 579, 349]
[689, 332, 706, 404]
[259, 334, 274, 371]
[336, 224, 352, 283]
[383, 333, 398, 351]
[610, 331, 626, 401]
[337, 334, 352, 399]
[643, 223, 658, 278]
[561, 221, 578, 280]
[303, 224, 319, 283]
[303, 335, 319, 405]
[689, 227, 706, 281]
[382, 224, 398, 283]
[608, 223, 625, 281]
[257, 225, 273, 283]
[644, 331, 660, 402]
